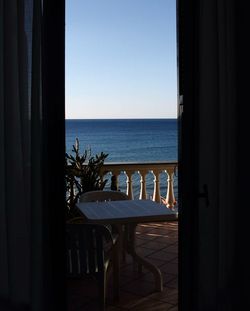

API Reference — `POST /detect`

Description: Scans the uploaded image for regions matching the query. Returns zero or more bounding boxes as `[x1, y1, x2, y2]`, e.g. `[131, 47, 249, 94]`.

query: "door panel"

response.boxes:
[177, 0, 248, 310]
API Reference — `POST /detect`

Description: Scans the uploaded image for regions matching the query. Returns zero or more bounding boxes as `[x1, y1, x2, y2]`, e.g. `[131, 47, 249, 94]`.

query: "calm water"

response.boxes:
[65, 119, 178, 199]
[66, 119, 177, 161]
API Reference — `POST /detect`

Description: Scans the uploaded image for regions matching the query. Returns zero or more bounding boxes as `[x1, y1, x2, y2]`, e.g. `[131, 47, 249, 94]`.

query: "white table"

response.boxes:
[76, 199, 178, 292]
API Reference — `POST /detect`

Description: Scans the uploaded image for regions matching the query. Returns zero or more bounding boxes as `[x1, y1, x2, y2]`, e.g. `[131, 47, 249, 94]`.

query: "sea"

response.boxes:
[65, 119, 178, 201]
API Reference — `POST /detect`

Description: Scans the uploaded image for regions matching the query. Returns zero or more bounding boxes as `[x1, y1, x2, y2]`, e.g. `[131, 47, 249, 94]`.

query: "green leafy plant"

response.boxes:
[65, 138, 108, 219]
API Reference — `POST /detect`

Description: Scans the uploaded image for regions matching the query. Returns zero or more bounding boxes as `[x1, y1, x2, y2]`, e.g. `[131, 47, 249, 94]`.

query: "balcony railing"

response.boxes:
[101, 161, 178, 210]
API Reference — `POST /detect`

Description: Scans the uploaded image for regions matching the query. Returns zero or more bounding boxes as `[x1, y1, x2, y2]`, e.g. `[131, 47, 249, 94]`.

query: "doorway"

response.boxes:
[65, 1, 178, 309]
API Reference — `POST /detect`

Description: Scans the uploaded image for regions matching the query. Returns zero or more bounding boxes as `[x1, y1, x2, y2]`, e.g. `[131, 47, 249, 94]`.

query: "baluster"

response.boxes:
[152, 170, 161, 203]
[139, 170, 147, 200]
[165, 166, 176, 209]
[102, 171, 110, 191]
[125, 171, 134, 200]
[110, 171, 119, 191]
[100, 168, 108, 184]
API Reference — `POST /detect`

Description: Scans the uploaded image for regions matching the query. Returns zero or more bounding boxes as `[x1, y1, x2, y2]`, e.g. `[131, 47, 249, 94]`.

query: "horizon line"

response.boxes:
[65, 117, 177, 120]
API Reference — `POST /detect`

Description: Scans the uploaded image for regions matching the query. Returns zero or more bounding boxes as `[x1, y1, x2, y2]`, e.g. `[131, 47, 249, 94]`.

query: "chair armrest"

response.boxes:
[66, 216, 86, 224]
[98, 224, 118, 246]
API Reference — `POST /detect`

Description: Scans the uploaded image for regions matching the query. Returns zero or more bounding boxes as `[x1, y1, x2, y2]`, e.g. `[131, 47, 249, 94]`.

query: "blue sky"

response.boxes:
[65, 0, 177, 119]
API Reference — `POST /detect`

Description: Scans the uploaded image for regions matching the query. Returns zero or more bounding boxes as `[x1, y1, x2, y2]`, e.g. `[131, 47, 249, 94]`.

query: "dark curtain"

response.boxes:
[178, 0, 249, 310]
[0, 0, 66, 310]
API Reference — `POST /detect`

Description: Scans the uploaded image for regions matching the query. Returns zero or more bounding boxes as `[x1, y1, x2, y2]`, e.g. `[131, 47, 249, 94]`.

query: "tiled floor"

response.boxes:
[67, 221, 178, 311]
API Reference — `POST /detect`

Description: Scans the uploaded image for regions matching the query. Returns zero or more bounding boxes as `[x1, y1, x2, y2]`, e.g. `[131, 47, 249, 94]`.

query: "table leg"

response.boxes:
[125, 223, 163, 292]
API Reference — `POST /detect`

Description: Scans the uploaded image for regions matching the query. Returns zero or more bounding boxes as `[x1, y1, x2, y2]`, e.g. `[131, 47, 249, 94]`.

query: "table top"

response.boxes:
[76, 199, 178, 224]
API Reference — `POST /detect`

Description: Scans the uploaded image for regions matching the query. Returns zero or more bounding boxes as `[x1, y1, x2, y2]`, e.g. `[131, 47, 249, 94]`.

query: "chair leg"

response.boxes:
[122, 225, 127, 262]
[98, 270, 107, 311]
[113, 246, 120, 301]
[114, 224, 126, 262]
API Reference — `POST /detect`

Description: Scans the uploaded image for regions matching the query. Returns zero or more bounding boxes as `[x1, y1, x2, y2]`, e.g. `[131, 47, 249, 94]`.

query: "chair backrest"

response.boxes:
[66, 223, 112, 277]
[79, 190, 129, 203]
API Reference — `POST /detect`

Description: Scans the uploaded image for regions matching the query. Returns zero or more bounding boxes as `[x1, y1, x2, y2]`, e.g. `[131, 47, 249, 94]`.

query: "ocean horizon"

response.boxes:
[65, 118, 178, 200]
[66, 118, 177, 161]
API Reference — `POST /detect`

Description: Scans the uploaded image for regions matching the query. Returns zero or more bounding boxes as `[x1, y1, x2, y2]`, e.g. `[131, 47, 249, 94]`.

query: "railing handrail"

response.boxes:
[103, 160, 177, 164]
[102, 160, 177, 170]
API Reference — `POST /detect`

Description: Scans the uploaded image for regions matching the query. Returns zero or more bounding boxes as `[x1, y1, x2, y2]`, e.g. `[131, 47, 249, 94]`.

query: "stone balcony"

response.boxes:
[101, 161, 178, 210]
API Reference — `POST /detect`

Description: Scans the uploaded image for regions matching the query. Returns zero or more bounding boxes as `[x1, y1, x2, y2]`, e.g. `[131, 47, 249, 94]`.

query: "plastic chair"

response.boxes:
[79, 190, 129, 261]
[66, 220, 120, 311]
[79, 190, 129, 203]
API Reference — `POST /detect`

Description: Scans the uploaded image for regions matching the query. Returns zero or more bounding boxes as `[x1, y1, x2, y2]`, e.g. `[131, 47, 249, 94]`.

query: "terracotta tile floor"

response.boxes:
[67, 221, 178, 311]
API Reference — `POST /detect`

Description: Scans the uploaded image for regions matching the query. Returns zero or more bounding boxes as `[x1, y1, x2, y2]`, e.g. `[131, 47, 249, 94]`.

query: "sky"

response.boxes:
[65, 0, 177, 119]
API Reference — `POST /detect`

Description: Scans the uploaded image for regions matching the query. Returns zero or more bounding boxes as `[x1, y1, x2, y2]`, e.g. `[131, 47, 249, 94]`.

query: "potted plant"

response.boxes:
[65, 138, 108, 220]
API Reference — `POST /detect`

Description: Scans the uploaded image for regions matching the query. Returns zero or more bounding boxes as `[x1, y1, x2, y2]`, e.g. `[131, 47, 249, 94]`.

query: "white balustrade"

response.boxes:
[165, 166, 176, 209]
[152, 169, 161, 203]
[125, 170, 134, 200]
[139, 170, 147, 200]
[101, 161, 178, 210]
